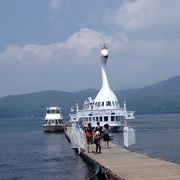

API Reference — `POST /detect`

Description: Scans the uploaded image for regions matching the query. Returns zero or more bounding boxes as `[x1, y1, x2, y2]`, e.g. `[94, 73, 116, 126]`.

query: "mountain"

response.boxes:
[0, 76, 180, 118]
[116, 75, 180, 114]
[0, 89, 97, 118]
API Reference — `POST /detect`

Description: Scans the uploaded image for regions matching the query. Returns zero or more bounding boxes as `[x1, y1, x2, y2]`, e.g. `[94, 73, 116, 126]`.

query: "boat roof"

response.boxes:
[46, 106, 61, 110]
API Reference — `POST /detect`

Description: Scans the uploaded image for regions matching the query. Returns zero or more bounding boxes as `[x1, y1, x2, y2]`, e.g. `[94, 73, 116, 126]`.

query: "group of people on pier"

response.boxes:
[84, 122, 111, 153]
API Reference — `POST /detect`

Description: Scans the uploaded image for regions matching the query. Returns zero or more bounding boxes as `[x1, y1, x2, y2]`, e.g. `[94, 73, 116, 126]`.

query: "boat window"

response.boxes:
[93, 117, 95, 122]
[100, 117, 102, 122]
[96, 117, 98, 122]
[84, 117, 88, 121]
[95, 102, 98, 107]
[89, 117, 92, 122]
[52, 120, 55, 123]
[111, 116, 115, 121]
[116, 116, 119, 121]
[116, 116, 124, 121]
[98, 102, 101, 107]
[56, 110, 60, 113]
[48, 120, 51, 124]
[90, 103, 93, 109]
[51, 110, 56, 114]
[59, 120, 63, 124]
[47, 110, 50, 114]
[104, 116, 108, 121]
[102, 102, 104, 106]
[55, 120, 58, 124]
[106, 101, 111, 106]
[112, 101, 115, 106]
[115, 101, 119, 106]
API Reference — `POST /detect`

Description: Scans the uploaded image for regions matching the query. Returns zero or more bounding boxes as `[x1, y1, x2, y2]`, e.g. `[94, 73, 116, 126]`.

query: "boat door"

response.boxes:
[51, 120, 56, 125]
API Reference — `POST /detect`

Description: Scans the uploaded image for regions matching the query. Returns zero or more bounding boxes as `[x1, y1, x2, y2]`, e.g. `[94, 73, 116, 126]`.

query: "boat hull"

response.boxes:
[43, 125, 64, 132]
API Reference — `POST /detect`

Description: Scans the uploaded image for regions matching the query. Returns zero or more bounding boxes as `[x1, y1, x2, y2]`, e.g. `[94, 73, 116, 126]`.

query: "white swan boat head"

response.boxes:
[69, 44, 135, 132]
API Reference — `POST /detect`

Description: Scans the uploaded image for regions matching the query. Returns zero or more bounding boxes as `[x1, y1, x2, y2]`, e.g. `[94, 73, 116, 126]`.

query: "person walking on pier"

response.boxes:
[94, 131, 101, 153]
[102, 124, 110, 148]
[84, 123, 94, 153]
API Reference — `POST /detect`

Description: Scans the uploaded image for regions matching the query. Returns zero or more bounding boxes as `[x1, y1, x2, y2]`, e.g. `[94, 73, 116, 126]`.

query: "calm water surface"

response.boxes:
[0, 118, 93, 180]
[0, 114, 180, 180]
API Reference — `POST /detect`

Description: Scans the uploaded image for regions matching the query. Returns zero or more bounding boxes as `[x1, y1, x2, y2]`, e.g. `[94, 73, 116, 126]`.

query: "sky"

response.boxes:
[0, 0, 180, 97]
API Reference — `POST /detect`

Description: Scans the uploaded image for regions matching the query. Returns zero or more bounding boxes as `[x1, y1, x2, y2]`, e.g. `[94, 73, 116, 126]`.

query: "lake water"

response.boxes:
[0, 118, 93, 180]
[0, 114, 180, 179]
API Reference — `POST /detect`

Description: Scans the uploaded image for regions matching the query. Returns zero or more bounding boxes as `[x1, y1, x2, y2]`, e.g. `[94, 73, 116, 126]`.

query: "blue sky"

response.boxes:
[0, 0, 180, 97]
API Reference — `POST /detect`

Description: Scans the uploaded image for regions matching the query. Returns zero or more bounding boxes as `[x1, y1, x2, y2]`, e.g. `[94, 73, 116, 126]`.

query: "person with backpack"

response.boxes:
[84, 123, 94, 153]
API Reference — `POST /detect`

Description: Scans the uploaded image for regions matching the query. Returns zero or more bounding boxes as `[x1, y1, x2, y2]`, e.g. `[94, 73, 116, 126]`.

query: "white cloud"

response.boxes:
[109, 0, 180, 34]
[0, 28, 111, 65]
[104, 0, 180, 66]
[65, 28, 111, 57]
[1, 0, 180, 96]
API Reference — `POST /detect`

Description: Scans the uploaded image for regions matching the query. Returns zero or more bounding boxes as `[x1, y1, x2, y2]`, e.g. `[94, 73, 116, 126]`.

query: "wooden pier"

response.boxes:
[65, 126, 180, 180]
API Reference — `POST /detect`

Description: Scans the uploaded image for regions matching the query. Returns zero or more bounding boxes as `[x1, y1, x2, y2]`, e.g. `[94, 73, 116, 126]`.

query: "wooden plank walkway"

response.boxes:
[65, 127, 180, 180]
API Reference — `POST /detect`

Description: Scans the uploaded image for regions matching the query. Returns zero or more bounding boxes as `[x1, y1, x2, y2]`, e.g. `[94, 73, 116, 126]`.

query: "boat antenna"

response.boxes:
[100, 42, 108, 50]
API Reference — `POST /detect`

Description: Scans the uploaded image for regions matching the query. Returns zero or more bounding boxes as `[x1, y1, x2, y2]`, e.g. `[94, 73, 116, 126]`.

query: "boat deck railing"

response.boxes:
[76, 108, 132, 117]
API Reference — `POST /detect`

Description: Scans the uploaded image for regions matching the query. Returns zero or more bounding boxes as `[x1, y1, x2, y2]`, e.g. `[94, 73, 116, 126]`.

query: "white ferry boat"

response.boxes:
[69, 44, 134, 132]
[43, 106, 64, 132]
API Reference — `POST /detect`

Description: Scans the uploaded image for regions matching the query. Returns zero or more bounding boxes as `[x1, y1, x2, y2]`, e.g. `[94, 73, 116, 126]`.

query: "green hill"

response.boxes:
[117, 75, 180, 114]
[0, 89, 97, 118]
[1, 76, 180, 118]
